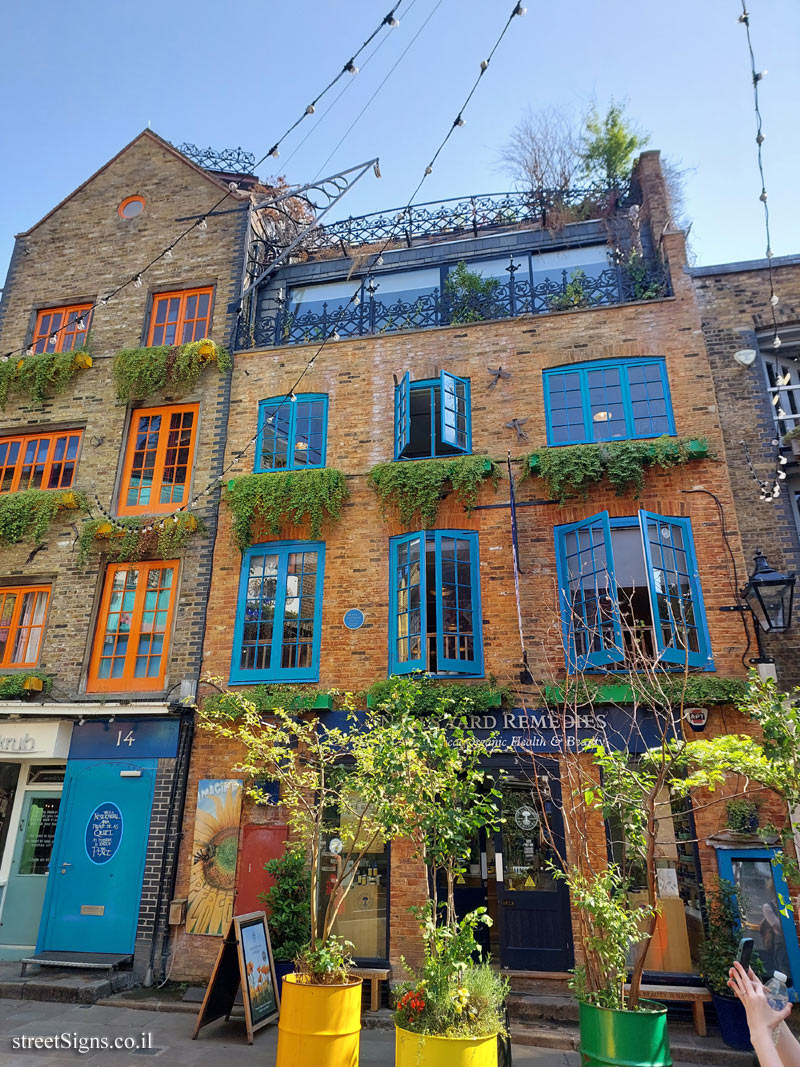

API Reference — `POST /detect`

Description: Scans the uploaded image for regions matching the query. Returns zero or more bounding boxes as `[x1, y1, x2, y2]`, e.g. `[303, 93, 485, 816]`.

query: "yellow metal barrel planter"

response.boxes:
[395, 1026, 498, 1067]
[276, 974, 363, 1067]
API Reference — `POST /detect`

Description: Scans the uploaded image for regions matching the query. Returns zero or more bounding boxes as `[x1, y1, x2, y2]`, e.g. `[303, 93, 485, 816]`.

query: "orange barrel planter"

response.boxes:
[395, 1026, 498, 1067]
[276, 974, 363, 1067]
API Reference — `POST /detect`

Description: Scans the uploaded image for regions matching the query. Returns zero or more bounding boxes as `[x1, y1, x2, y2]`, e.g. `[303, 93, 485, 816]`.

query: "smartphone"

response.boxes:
[736, 937, 754, 970]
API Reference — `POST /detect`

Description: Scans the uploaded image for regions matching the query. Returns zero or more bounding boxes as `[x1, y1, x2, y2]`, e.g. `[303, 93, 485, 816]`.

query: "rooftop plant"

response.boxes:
[443, 262, 500, 324]
[224, 468, 348, 550]
[113, 338, 231, 401]
[0, 488, 88, 545]
[368, 455, 497, 528]
[525, 435, 711, 504]
[77, 512, 206, 566]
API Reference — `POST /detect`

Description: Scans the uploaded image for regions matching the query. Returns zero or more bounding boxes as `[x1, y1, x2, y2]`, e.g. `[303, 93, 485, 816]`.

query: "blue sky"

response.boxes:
[2, 0, 799, 281]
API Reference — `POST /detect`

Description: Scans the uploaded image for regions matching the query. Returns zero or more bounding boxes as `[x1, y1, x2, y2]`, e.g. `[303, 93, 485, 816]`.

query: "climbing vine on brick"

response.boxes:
[113, 338, 231, 401]
[224, 468, 349, 550]
[367, 455, 498, 528]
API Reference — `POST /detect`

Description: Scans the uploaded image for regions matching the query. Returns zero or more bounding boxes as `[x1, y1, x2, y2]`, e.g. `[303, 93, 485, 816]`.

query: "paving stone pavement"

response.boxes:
[0, 999, 578, 1066]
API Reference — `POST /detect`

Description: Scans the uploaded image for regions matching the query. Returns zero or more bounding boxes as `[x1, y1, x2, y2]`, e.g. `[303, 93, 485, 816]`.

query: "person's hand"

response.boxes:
[728, 961, 791, 1037]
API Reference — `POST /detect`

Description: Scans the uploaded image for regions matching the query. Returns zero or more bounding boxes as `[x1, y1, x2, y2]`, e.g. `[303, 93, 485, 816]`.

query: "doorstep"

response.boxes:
[0, 960, 133, 1004]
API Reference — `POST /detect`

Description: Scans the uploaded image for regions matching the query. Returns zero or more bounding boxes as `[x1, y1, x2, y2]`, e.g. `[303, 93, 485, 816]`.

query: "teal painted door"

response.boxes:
[38, 760, 156, 955]
[2, 792, 62, 948]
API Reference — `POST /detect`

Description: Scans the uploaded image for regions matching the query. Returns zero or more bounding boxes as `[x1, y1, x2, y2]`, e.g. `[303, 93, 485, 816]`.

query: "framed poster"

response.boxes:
[193, 910, 280, 1044]
[236, 912, 280, 1031]
[186, 779, 243, 936]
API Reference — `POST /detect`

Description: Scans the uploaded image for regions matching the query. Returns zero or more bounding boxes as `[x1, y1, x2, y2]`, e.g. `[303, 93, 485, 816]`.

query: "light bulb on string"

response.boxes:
[306, 104, 315, 115]
[268, 146, 280, 159]
[26, 346, 33, 357]
[353, 293, 361, 307]
[133, 275, 143, 288]
[345, 60, 358, 75]
[164, 248, 173, 260]
[770, 293, 779, 306]
[76, 317, 86, 331]
[454, 115, 465, 127]
[197, 217, 208, 231]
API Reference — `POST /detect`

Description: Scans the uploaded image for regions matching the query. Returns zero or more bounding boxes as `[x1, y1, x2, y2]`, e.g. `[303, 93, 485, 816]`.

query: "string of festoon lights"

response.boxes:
[86, 0, 528, 536]
[737, 1, 789, 503]
[0, 3, 406, 365]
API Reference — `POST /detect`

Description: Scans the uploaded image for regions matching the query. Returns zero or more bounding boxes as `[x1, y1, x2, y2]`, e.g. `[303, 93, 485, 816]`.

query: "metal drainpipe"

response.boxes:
[144, 708, 195, 986]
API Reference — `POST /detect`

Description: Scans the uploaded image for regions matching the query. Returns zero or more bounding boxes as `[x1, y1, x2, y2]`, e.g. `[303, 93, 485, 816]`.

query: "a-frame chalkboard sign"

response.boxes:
[192, 911, 280, 1044]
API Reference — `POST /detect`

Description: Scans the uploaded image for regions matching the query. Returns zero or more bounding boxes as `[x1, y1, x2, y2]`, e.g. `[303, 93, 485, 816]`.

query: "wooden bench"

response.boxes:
[351, 967, 390, 1012]
[625, 984, 711, 1036]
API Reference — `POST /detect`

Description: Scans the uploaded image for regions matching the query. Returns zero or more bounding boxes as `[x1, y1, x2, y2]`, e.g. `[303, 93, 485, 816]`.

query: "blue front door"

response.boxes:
[38, 760, 156, 955]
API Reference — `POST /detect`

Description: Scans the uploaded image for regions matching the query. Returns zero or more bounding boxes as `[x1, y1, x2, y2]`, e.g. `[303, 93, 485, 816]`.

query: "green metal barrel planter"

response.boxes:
[579, 999, 672, 1067]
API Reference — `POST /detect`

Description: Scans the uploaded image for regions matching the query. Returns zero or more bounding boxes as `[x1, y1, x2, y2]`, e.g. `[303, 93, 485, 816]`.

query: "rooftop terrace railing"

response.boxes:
[237, 255, 670, 350]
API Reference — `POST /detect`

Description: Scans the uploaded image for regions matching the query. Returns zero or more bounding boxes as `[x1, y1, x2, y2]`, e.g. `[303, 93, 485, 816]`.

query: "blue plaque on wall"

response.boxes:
[343, 609, 365, 630]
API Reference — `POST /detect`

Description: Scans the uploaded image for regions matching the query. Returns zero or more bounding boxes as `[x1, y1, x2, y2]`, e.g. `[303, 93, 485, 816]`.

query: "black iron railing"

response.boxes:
[237, 258, 670, 350]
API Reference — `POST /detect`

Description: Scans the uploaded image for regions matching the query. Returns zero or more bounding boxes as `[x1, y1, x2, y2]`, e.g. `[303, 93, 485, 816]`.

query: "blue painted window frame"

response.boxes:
[554, 511, 713, 672]
[230, 540, 325, 683]
[255, 393, 329, 472]
[543, 358, 676, 446]
[716, 847, 800, 1000]
[389, 529, 483, 676]
[394, 374, 472, 460]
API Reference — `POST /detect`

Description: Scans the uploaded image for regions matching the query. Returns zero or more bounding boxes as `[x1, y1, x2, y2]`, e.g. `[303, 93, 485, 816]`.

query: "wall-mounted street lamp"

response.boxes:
[723, 550, 796, 678]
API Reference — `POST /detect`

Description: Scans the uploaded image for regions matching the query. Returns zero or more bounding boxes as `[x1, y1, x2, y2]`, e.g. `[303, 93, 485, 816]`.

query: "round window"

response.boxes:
[118, 196, 145, 219]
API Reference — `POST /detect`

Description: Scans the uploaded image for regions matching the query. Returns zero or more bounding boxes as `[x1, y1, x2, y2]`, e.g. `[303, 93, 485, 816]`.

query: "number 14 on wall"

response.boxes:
[116, 730, 135, 747]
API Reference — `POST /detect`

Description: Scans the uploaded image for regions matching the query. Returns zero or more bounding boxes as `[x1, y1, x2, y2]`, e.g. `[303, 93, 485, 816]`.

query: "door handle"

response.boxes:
[60, 863, 72, 875]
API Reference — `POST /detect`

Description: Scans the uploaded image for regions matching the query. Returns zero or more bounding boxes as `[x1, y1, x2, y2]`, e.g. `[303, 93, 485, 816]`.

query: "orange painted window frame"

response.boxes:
[0, 585, 51, 669]
[31, 304, 93, 354]
[147, 287, 214, 347]
[118, 195, 145, 219]
[87, 561, 178, 693]
[0, 430, 83, 494]
[118, 403, 199, 516]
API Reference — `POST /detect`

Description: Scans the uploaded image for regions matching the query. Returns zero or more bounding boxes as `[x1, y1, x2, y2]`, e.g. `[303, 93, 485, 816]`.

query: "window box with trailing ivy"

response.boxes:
[543, 675, 748, 707]
[224, 468, 348, 551]
[525, 436, 711, 504]
[365, 676, 509, 713]
[0, 488, 90, 545]
[0, 348, 94, 410]
[368, 455, 497, 528]
[0, 672, 54, 699]
[78, 513, 206, 566]
[204, 685, 335, 718]
[113, 338, 231, 401]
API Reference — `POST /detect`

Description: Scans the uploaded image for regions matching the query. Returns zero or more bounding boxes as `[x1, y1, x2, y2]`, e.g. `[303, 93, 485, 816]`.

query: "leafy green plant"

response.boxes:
[0, 349, 91, 410]
[294, 935, 354, 986]
[620, 250, 668, 301]
[725, 797, 760, 834]
[444, 262, 501, 325]
[366, 675, 508, 714]
[545, 674, 749, 708]
[526, 435, 711, 504]
[77, 513, 206, 566]
[394, 907, 508, 1037]
[0, 488, 89, 545]
[698, 878, 763, 994]
[781, 426, 800, 446]
[203, 684, 335, 715]
[580, 101, 649, 187]
[548, 269, 591, 311]
[367, 456, 497, 528]
[561, 866, 652, 1010]
[0, 672, 53, 698]
[113, 338, 231, 401]
[260, 846, 311, 961]
[224, 468, 348, 550]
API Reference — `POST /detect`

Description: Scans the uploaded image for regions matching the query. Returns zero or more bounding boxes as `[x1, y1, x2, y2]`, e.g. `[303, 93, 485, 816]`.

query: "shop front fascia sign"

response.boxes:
[0, 720, 72, 759]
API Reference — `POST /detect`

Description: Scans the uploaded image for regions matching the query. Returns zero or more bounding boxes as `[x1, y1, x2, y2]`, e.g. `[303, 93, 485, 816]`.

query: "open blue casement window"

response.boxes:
[554, 511, 713, 672]
[389, 530, 483, 676]
[256, 394, 328, 471]
[543, 358, 675, 445]
[231, 541, 325, 683]
[394, 373, 472, 460]
[554, 511, 624, 671]
[638, 511, 713, 669]
[716, 848, 800, 1000]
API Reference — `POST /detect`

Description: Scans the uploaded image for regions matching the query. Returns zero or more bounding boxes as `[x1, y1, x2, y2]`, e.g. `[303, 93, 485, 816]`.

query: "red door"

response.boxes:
[236, 824, 289, 915]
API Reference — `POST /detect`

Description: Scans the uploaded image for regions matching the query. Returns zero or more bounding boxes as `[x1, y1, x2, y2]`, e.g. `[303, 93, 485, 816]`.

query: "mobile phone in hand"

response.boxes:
[736, 937, 754, 970]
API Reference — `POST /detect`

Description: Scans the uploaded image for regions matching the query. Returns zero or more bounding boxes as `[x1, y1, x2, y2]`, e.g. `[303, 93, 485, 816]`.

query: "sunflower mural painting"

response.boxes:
[187, 779, 243, 936]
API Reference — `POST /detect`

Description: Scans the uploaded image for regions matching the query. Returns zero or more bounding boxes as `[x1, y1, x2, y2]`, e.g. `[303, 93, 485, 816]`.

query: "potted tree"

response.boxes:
[698, 878, 759, 1050]
[259, 844, 311, 993]
[199, 688, 443, 1067]
[373, 677, 509, 1067]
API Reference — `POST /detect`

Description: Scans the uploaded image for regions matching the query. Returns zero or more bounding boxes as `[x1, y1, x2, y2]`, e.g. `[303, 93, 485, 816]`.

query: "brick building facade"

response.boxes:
[0, 131, 247, 979]
[692, 254, 800, 687]
[169, 153, 799, 987]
